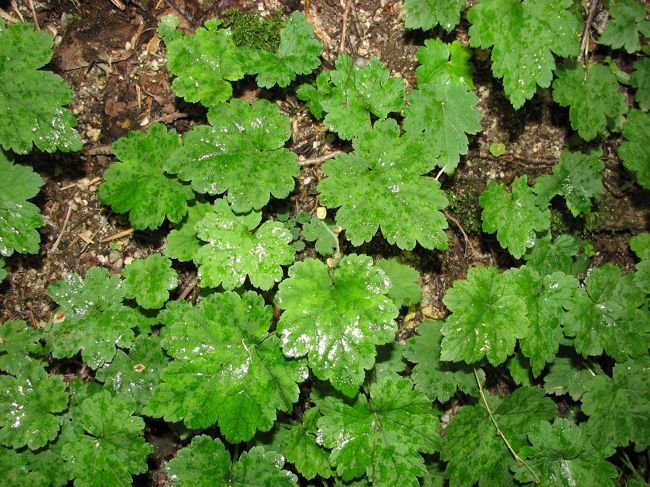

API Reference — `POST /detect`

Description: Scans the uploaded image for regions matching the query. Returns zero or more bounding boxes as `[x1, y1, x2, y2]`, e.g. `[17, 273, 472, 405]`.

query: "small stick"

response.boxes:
[435, 166, 448, 180]
[177, 276, 197, 301]
[473, 368, 540, 484]
[339, 0, 353, 55]
[444, 209, 474, 255]
[299, 151, 343, 166]
[10, 1, 24, 21]
[0, 8, 20, 23]
[579, 0, 601, 65]
[50, 203, 74, 254]
[27, 0, 38, 29]
[87, 145, 113, 156]
[99, 228, 134, 243]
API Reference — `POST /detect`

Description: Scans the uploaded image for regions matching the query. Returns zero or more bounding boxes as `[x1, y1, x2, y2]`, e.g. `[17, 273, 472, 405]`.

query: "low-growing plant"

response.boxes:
[1, 2, 649, 486]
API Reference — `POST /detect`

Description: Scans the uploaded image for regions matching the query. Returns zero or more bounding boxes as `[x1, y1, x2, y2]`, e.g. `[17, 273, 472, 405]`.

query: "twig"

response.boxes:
[339, 0, 353, 55]
[299, 151, 343, 166]
[0, 8, 20, 23]
[27, 0, 38, 29]
[473, 368, 540, 484]
[579, 0, 601, 65]
[99, 228, 134, 243]
[87, 145, 113, 156]
[320, 218, 342, 267]
[177, 276, 197, 301]
[444, 209, 474, 256]
[436, 165, 448, 180]
[10, 1, 24, 21]
[50, 203, 74, 254]
[621, 451, 646, 483]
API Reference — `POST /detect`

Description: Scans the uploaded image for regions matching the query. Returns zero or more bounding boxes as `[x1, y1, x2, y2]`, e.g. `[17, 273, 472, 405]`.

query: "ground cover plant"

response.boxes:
[0, 0, 649, 486]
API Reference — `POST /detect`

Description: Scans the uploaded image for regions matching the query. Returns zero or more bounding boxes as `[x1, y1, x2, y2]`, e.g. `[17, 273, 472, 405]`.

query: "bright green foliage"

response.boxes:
[534, 150, 604, 216]
[415, 39, 475, 89]
[296, 55, 404, 140]
[160, 17, 244, 106]
[285, 408, 332, 480]
[480, 176, 551, 259]
[157, 14, 181, 43]
[146, 292, 307, 442]
[630, 232, 650, 293]
[98, 124, 192, 230]
[513, 419, 618, 486]
[442, 387, 556, 486]
[316, 377, 440, 487]
[489, 142, 506, 157]
[221, 9, 283, 51]
[376, 258, 422, 308]
[543, 355, 593, 400]
[166, 99, 298, 212]
[0, 22, 81, 154]
[562, 263, 650, 361]
[467, 0, 581, 109]
[618, 109, 650, 189]
[505, 266, 578, 376]
[581, 357, 650, 453]
[403, 320, 479, 402]
[123, 254, 178, 309]
[403, 78, 481, 174]
[524, 233, 589, 277]
[403, 0, 465, 32]
[0, 258, 5, 281]
[2, 445, 68, 487]
[0, 152, 44, 257]
[0, 320, 48, 374]
[243, 12, 322, 88]
[630, 57, 650, 110]
[630, 232, 650, 260]
[193, 199, 295, 290]
[441, 266, 528, 366]
[599, 0, 650, 53]
[95, 335, 168, 413]
[0, 366, 67, 450]
[318, 119, 449, 250]
[165, 200, 212, 262]
[166, 435, 298, 486]
[301, 217, 338, 256]
[48, 267, 151, 368]
[276, 254, 398, 396]
[553, 62, 628, 141]
[507, 353, 534, 386]
[61, 391, 152, 487]
[372, 341, 407, 384]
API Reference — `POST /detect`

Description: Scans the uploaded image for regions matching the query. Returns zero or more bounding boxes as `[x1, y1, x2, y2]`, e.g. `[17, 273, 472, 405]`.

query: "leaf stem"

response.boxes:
[320, 219, 342, 267]
[473, 368, 540, 485]
[621, 450, 646, 483]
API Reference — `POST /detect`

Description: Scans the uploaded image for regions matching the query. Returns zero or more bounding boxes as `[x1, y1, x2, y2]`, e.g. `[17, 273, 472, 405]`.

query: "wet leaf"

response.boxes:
[404, 0, 466, 32]
[543, 355, 594, 401]
[618, 109, 650, 189]
[599, 0, 650, 54]
[165, 200, 213, 262]
[123, 254, 178, 309]
[376, 258, 422, 308]
[415, 39, 475, 88]
[0, 320, 49, 374]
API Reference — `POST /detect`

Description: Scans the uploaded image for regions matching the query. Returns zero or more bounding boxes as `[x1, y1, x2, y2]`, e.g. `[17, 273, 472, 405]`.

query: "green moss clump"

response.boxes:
[221, 9, 284, 52]
[447, 187, 482, 234]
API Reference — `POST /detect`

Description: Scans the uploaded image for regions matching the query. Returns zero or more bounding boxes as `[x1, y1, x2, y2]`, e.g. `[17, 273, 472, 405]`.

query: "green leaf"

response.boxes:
[318, 119, 449, 250]
[372, 341, 407, 384]
[95, 334, 168, 413]
[582, 357, 650, 453]
[146, 292, 307, 442]
[285, 412, 332, 480]
[534, 150, 605, 216]
[480, 176, 551, 259]
[415, 39, 475, 89]
[193, 199, 295, 290]
[243, 12, 321, 88]
[505, 266, 579, 376]
[524, 233, 589, 277]
[0, 23, 81, 154]
[0, 320, 49, 374]
[61, 390, 152, 487]
[123, 254, 178, 309]
[552, 61, 628, 141]
[403, 320, 480, 402]
[619, 109, 650, 189]
[166, 435, 298, 486]
[0, 151, 44, 257]
[599, 0, 650, 53]
[376, 258, 422, 308]
[157, 14, 181, 43]
[630, 232, 650, 260]
[166, 99, 299, 212]
[165, 200, 212, 262]
[0, 257, 5, 281]
[316, 377, 440, 487]
[20, 444, 69, 487]
[543, 355, 594, 400]
[161, 17, 244, 106]
[507, 353, 534, 386]
[403, 79, 481, 174]
[467, 0, 581, 109]
[441, 266, 528, 366]
[442, 386, 556, 487]
[562, 263, 650, 361]
[48, 267, 152, 368]
[1, 446, 64, 487]
[301, 217, 338, 257]
[404, 0, 466, 32]
[98, 124, 192, 230]
[630, 57, 650, 110]
[513, 419, 618, 486]
[0, 366, 67, 450]
[276, 254, 398, 396]
[296, 54, 404, 140]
